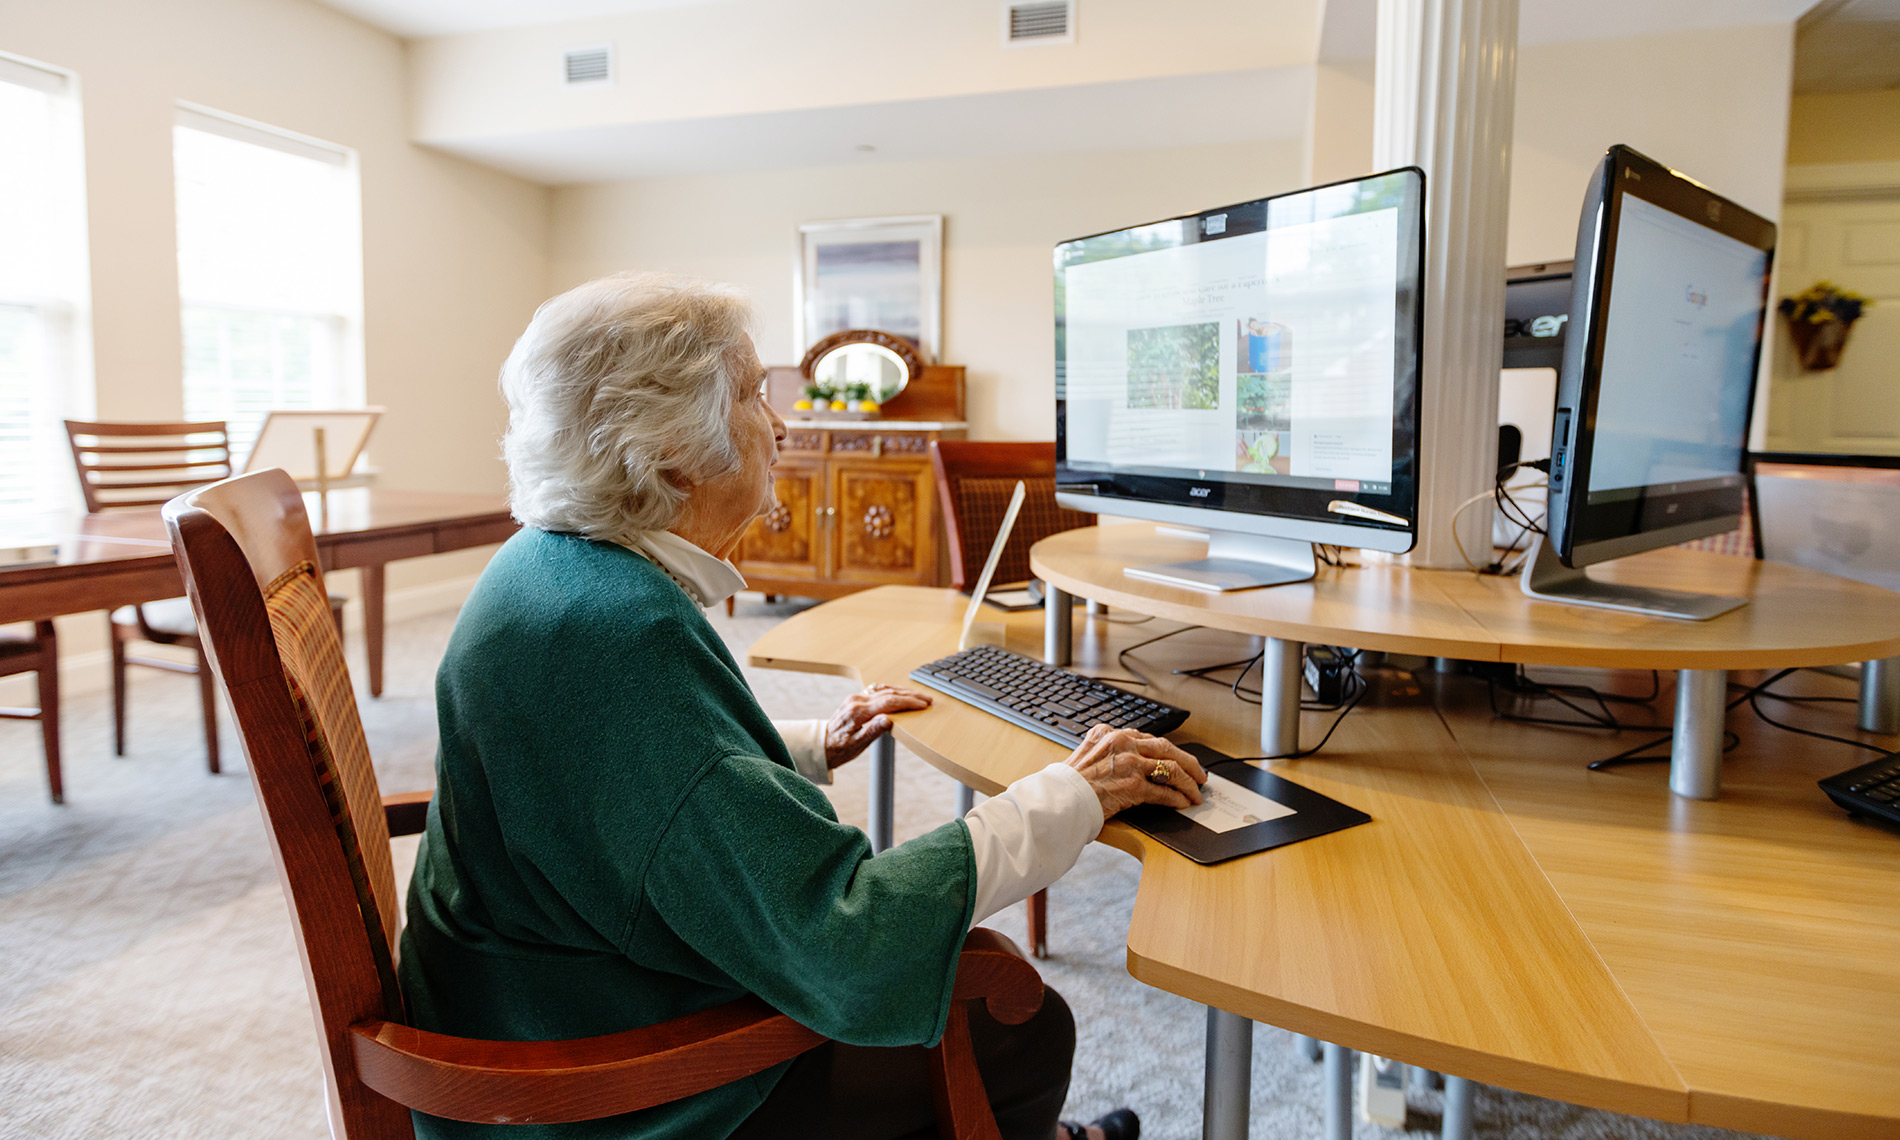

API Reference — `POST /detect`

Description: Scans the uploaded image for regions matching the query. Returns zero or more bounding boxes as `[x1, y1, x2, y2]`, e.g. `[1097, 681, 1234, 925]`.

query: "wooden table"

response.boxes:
[746, 584, 1900, 1140]
[0, 488, 515, 696]
[1032, 525, 1900, 801]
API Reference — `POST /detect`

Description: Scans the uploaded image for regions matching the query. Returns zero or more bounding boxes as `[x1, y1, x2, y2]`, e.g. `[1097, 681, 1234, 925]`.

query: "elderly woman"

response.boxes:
[399, 274, 1207, 1140]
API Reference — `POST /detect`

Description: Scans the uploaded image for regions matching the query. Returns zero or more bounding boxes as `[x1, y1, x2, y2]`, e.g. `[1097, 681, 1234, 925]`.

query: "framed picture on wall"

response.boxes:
[794, 215, 943, 363]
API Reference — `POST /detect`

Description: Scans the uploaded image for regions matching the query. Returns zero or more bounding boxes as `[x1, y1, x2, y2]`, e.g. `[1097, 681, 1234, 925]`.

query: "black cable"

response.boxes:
[1227, 668, 1369, 761]
[1486, 665, 1664, 732]
[1112, 626, 1197, 688]
[1587, 668, 1799, 770]
[1746, 687, 1889, 756]
[1174, 648, 1357, 710]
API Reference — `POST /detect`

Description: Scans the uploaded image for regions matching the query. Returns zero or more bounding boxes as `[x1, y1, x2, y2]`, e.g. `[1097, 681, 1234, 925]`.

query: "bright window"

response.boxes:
[173, 105, 363, 463]
[0, 52, 92, 520]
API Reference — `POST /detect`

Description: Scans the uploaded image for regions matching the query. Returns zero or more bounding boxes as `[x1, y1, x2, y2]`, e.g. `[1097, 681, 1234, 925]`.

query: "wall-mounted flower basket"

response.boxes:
[1779, 281, 1872, 372]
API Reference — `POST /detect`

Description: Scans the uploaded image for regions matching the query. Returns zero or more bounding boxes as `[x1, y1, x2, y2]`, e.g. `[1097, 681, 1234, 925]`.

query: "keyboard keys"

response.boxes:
[908, 646, 1189, 749]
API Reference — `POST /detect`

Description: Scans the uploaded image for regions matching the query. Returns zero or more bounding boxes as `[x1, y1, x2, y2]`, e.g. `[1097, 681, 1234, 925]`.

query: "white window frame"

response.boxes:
[172, 102, 365, 463]
[0, 50, 94, 521]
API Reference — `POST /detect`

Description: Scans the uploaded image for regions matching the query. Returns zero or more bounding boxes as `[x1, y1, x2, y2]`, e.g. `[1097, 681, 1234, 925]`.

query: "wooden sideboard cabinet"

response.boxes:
[735, 364, 966, 606]
[736, 421, 967, 602]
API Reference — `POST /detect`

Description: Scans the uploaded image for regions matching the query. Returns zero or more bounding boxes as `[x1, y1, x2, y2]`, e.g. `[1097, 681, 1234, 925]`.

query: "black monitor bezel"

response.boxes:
[1053, 167, 1425, 546]
[1551, 145, 1776, 565]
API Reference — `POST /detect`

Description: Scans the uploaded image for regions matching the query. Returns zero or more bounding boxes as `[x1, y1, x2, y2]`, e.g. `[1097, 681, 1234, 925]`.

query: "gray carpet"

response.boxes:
[0, 598, 1759, 1139]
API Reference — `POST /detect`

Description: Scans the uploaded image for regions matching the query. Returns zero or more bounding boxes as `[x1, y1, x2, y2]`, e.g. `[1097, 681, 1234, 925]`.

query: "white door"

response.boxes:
[1765, 180, 1900, 456]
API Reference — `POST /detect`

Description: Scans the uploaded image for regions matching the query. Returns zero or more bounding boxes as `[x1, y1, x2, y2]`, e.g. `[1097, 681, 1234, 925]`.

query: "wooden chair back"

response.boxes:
[930, 441, 1091, 591]
[163, 469, 409, 1138]
[66, 420, 232, 512]
[165, 470, 1046, 1140]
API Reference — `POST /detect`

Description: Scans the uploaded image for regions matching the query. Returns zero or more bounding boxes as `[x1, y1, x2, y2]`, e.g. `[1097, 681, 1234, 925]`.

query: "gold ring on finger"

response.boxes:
[1147, 759, 1175, 785]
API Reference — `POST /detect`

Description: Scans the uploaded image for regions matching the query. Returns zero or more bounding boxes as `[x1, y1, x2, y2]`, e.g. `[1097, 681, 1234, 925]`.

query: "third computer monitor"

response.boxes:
[1545, 145, 1776, 569]
[1053, 167, 1425, 590]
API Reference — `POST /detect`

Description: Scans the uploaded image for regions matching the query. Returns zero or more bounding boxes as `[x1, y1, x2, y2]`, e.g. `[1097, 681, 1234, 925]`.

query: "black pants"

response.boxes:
[727, 984, 1075, 1140]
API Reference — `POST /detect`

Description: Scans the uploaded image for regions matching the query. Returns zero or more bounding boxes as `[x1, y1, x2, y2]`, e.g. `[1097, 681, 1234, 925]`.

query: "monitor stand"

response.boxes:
[1124, 530, 1316, 593]
[1520, 533, 1746, 621]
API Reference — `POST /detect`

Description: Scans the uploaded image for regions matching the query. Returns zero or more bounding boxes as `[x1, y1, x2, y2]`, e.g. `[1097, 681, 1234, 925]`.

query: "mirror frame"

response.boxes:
[799, 328, 925, 390]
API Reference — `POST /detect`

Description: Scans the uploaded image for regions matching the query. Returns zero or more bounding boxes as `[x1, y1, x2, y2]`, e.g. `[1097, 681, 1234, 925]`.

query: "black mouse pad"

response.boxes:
[1118, 743, 1372, 864]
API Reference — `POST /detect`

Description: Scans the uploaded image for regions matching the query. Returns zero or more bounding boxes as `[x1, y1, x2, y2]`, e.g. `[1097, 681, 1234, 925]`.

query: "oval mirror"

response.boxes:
[799, 329, 924, 410]
[813, 343, 908, 402]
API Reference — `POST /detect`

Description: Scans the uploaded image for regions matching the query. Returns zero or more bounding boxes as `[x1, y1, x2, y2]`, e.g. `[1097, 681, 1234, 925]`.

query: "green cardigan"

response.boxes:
[399, 529, 977, 1140]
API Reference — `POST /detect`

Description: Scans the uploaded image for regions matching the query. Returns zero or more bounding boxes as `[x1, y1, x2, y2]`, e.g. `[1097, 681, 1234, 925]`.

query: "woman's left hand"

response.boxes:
[826, 684, 933, 768]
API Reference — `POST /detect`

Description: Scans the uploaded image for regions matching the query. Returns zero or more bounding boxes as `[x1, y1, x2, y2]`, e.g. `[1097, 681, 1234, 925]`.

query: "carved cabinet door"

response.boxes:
[828, 459, 936, 586]
[735, 460, 826, 582]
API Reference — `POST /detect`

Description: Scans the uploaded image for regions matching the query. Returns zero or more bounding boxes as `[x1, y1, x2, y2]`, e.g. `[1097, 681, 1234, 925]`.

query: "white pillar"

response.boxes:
[1372, 0, 1518, 569]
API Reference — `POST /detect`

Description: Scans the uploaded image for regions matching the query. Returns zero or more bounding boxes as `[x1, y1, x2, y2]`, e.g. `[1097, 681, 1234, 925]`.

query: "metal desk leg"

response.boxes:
[1670, 669, 1726, 800]
[869, 735, 895, 853]
[1442, 1075, 1476, 1140]
[1322, 1041, 1353, 1140]
[1861, 656, 1900, 735]
[955, 782, 975, 817]
[1261, 638, 1304, 757]
[1292, 1034, 1321, 1062]
[1202, 1007, 1253, 1140]
[1045, 585, 1073, 667]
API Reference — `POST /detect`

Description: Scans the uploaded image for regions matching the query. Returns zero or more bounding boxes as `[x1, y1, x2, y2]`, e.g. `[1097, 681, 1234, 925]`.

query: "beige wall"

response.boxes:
[1306, 60, 1375, 185]
[1508, 23, 1795, 264]
[1, 0, 549, 504]
[550, 139, 1305, 442]
[1786, 89, 1900, 166]
[1, 0, 549, 686]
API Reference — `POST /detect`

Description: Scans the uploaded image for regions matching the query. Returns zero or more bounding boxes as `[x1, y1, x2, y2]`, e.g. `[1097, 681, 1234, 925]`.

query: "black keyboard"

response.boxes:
[1819, 750, 1900, 828]
[909, 644, 1189, 749]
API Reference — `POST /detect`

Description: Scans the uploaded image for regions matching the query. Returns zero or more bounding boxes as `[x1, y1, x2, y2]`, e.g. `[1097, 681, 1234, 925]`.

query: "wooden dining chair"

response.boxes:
[929, 441, 1093, 960]
[0, 621, 62, 803]
[163, 468, 1045, 1140]
[66, 419, 341, 774]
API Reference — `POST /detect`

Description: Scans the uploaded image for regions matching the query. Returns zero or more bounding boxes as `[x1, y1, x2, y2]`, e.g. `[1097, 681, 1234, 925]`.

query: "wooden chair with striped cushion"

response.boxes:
[928, 441, 1093, 960]
[163, 468, 1044, 1140]
[930, 441, 1092, 594]
[66, 419, 341, 773]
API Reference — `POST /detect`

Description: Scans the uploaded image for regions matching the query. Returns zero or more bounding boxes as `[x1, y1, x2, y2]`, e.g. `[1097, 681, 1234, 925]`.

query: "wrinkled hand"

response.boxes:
[1065, 724, 1207, 821]
[825, 684, 934, 768]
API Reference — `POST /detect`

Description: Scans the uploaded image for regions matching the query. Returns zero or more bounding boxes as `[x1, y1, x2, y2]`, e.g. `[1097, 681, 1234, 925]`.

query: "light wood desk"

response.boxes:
[747, 580, 1900, 1140]
[1032, 525, 1900, 800]
[0, 488, 515, 696]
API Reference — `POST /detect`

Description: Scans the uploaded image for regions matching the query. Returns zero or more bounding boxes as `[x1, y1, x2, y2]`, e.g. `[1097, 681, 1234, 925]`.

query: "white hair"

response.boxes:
[500, 273, 754, 543]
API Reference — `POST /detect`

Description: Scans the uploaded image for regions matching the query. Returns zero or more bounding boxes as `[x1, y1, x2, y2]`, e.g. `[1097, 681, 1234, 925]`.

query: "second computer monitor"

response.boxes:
[1545, 145, 1775, 568]
[1054, 168, 1425, 591]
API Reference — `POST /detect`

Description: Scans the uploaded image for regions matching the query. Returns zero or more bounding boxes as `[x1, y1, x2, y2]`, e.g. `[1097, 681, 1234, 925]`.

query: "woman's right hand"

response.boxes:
[1065, 724, 1208, 821]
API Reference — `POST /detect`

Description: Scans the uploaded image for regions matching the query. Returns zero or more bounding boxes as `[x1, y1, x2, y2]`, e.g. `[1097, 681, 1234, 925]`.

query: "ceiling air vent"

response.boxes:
[563, 44, 613, 87]
[1005, 1, 1074, 47]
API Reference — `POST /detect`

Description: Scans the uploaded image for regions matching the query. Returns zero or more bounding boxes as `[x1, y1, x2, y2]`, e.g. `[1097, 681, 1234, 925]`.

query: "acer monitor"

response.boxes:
[1053, 167, 1426, 592]
[1523, 145, 1775, 620]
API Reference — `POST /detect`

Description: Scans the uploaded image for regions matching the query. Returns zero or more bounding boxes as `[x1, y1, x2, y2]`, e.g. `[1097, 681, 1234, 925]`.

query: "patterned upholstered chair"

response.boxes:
[928, 441, 1093, 960]
[930, 442, 1092, 595]
[163, 468, 1044, 1140]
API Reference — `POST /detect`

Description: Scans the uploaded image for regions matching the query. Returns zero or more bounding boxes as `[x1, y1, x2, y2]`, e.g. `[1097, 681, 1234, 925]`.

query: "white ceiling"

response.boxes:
[326, 0, 1821, 43]
[318, 0, 725, 38]
[1318, 0, 1818, 60]
[329, 0, 1836, 185]
[431, 67, 1314, 184]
